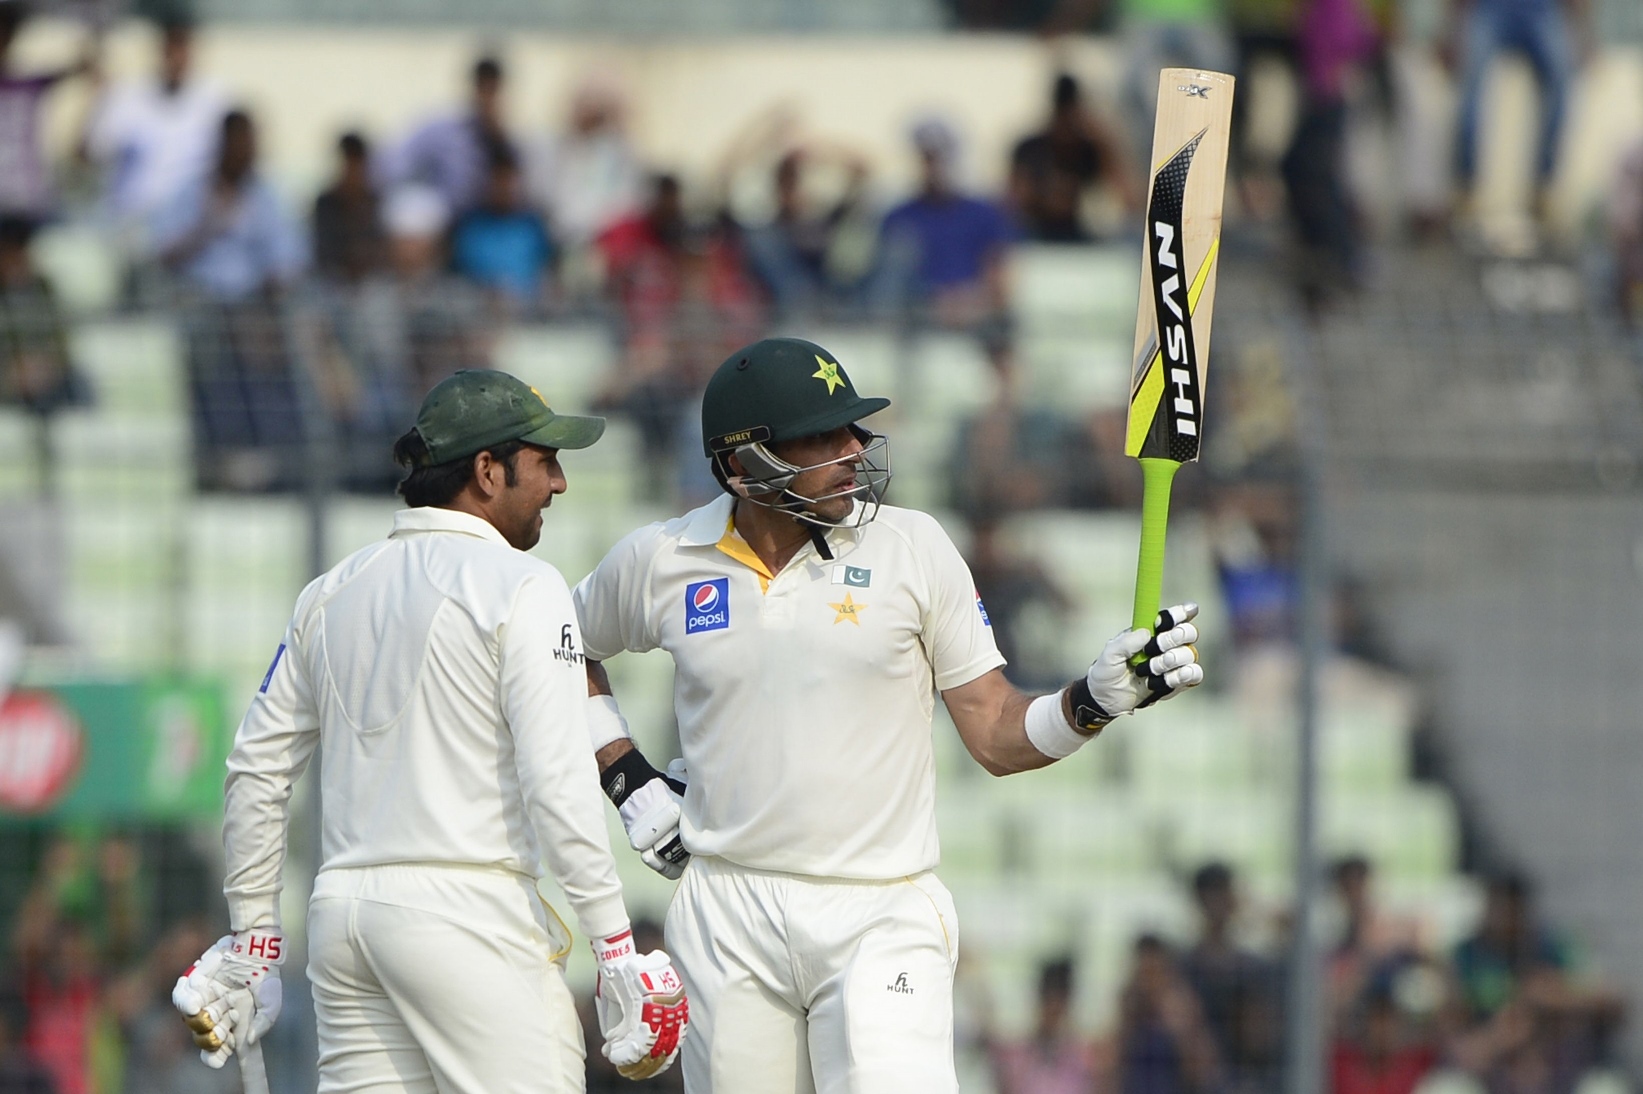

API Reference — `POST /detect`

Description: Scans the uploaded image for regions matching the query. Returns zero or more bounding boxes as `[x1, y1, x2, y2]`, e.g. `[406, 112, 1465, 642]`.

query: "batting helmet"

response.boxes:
[701, 338, 892, 526]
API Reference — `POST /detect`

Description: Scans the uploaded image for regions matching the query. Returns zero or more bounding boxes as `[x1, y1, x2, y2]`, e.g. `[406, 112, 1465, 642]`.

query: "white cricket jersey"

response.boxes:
[573, 495, 1005, 880]
[222, 507, 628, 940]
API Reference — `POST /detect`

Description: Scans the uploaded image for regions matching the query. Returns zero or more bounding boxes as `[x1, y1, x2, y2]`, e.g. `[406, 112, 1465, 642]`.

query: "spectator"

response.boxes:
[964, 517, 1073, 690]
[1117, 0, 1235, 172]
[80, 19, 226, 254]
[153, 109, 306, 302]
[1610, 137, 1643, 325]
[1450, 0, 1580, 231]
[1281, 0, 1379, 302]
[596, 172, 763, 499]
[1008, 73, 1137, 242]
[0, 987, 53, 1094]
[1227, 0, 1300, 218]
[1328, 856, 1424, 1021]
[382, 54, 512, 216]
[1330, 989, 1440, 1094]
[987, 957, 1102, 1094]
[1178, 863, 1283, 1092]
[1114, 934, 1222, 1094]
[0, 5, 96, 224]
[0, 217, 86, 417]
[875, 117, 1017, 377]
[153, 109, 306, 491]
[450, 143, 553, 312]
[526, 74, 644, 252]
[312, 131, 385, 284]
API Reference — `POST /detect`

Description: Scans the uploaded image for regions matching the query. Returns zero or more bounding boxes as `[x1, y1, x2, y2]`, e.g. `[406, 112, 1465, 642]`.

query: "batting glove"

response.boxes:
[172, 929, 285, 1068]
[607, 755, 690, 881]
[593, 930, 689, 1079]
[1085, 602, 1204, 718]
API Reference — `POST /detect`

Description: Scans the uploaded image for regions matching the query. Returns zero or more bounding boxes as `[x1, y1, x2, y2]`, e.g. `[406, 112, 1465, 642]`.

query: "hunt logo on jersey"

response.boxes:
[831, 564, 871, 588]
[552, 623, 585, 665]
[1146, 131, 1206, 463]
[887, 972, 914, 995]
[684, 579, 730, 634]
[976, 591, 992, 626]
[259, 644, 285, 693]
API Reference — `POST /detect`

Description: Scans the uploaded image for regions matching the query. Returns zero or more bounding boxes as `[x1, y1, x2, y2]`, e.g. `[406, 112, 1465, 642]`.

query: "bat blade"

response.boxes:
[1126, 69, 1234, 632]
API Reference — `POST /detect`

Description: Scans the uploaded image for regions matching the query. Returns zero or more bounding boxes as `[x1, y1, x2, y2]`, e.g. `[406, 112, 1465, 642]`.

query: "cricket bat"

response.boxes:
[240, 1040, 270, 1094]
[1126, 69, 1235, 637]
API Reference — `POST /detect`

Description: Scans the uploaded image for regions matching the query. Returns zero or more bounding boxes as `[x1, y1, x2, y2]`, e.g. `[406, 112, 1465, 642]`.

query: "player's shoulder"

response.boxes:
[866, 504, 962, 550]
[593, 497, 732, 573]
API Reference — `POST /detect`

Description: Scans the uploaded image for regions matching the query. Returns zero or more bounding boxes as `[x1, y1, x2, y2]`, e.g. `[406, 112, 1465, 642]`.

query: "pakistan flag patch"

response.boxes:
[831, 565, 872, 588]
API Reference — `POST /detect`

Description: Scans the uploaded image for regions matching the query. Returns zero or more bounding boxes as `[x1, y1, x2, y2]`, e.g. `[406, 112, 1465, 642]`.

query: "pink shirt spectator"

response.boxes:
[991, 1037, 1103, 1094]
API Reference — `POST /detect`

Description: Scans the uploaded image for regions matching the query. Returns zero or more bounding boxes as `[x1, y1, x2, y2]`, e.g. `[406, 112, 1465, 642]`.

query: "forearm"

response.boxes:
[964, 686, 1063, 776]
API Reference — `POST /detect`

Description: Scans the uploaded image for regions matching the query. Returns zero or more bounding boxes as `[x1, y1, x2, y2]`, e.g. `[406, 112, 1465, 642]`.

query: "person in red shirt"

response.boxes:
[1331, 989, 1439, 1094]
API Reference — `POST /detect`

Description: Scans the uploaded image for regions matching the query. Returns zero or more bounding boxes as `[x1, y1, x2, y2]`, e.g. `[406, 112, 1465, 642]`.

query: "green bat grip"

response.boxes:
[1131, 458, 1181, 644]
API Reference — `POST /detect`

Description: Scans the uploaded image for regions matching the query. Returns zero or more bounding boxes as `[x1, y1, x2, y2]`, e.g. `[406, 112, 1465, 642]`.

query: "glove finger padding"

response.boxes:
[596, 950, 689, 1079]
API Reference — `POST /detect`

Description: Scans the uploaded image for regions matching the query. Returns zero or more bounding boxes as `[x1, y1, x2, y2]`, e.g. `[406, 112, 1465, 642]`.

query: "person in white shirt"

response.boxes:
[573, 337, 1205, 1092]
[171, 369, 689, 1092]
[81, 21, 227, 253]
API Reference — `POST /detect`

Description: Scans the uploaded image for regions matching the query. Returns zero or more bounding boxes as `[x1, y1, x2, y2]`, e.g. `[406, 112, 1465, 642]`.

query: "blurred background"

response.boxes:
[0, 0, 1639, 1090]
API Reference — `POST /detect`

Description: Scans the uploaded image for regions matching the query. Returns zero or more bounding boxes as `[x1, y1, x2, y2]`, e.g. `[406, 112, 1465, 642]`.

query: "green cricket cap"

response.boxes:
[409, 370, 605, 467]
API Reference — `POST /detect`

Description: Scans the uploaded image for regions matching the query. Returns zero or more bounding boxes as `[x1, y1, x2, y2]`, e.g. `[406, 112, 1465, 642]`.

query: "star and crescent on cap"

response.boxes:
[812, 356, 845, 395]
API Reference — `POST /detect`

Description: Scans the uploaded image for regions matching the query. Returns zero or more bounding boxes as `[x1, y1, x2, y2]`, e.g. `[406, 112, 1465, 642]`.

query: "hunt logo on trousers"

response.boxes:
[685, 579, 730, 634]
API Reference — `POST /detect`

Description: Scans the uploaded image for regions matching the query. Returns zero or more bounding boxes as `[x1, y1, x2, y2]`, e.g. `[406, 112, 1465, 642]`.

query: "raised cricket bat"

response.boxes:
[1126, 69, 1235, 636]
[240, 1040, 270, 1094]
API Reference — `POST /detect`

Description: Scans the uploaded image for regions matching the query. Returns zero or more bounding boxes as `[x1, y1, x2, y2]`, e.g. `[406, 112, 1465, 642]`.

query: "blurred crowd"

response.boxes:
[0, 0, 1637, 496]
[968, 859, 1625, 1094]
[0, 833, 1623, 1094]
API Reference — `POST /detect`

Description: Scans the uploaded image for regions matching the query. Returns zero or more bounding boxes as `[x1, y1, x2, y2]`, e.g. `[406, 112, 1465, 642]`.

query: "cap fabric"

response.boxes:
[701, 338, 890, 457]
[411, 370, 605, 467]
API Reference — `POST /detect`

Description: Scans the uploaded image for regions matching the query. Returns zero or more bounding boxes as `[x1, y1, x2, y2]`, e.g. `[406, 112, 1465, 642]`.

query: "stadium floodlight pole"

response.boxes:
[1282, 314, 1329, 1094]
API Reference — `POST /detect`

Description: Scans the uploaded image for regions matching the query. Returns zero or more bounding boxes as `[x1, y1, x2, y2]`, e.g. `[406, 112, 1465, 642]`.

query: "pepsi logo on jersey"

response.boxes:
[685, 579, 731, 634]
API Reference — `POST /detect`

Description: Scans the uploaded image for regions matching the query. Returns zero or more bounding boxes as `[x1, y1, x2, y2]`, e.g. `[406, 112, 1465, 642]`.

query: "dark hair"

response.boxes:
[392, 429, 524, 507]
[1038, 957, 1075, 998]
[0, 216, 34, 250]
[473, 56, 503, 86]
[1487, 870, 1531, 904]
[1053, 72, 1081, 111]
[339, 131, 369, 159]
[1134, 932, 1169, 956]
[1193, 861, 1233, 896]
[486, 141, 520, 174]
[221, 108, 252, 137]
[1333, 855, 1370, 884]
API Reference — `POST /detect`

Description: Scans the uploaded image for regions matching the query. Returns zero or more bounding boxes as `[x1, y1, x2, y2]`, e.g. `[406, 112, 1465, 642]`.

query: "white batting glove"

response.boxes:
[172, 929, 285, 1068]
[593, 930, 689, 1079]
[1085, 602, 1204, 718]
[618, 762, 690, 881]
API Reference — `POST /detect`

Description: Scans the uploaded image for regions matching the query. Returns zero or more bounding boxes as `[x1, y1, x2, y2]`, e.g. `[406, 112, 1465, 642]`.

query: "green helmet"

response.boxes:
[701, 338, 892, 525]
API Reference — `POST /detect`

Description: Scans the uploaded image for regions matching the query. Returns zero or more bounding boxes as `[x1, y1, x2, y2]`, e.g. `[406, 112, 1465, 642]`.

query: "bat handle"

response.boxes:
[1131, 457, 1181, 645]
[240, 1039, 270, 1094]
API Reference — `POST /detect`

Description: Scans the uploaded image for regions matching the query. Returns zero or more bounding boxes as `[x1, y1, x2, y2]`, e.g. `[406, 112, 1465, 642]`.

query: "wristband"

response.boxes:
[601, 749, 669, 808]
[228, 928, 286, 965]
[1025, 693, 1094, 760]
[594, 926, 636, 965]
[1066, 676, 1118, 734]
[587, 695, 632, 752]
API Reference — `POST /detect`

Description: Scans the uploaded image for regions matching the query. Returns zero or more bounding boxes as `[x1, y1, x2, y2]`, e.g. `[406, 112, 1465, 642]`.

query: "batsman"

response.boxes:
[573, 337, 1206, 1093]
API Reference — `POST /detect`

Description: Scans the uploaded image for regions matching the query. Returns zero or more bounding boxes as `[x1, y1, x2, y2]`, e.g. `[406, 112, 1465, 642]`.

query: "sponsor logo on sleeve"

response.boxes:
[684, 578, 730, 634]
[552, 623, 585, 665]
[975, 591, 991, 626]
[259, 644, 286, 693]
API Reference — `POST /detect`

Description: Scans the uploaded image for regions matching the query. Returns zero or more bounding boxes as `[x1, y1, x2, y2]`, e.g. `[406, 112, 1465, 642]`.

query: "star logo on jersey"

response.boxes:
[828, 591, 867, 625]
[812, 355, 845, 395]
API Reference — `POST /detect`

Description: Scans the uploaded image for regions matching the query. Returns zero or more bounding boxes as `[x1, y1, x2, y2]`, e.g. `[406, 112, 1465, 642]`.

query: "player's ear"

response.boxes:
[471, 450, 503, 498]
[724, 450, 747, 478]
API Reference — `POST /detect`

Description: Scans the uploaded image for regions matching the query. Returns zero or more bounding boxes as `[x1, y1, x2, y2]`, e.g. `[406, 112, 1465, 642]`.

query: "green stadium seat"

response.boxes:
[186, 498, 307, 594]
[63, 587, 175, 670]
[69, 318, 186, 415]
[492, 323, 616, 414]
[1322, 786, 1460, 881]
[1128, 696, 1256, 798]
[63, 502, 180, 591]
[1412, 1070, 1486, 1094]
[1160, 791, 1290, 885]
[906, 334, 1000, 423]
[31, 222, 122, 316]
[322, 498, 401, 568]
[1019, 330, 1132, 413]
[51, 411, 191, 500]
[1009, 244, 1139, 330]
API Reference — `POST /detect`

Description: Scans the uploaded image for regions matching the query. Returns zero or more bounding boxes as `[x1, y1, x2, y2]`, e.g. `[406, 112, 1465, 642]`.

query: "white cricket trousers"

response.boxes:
[664, 856, 960, 1094]
[308, 864, 584, 1093]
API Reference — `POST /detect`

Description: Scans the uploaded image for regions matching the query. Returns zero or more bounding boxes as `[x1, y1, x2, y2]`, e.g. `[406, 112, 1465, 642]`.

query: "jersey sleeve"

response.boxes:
[572, 523, 663, 661]
[916, 515, 1008, 692]
[222, 597, 323, 931]
[500, 572, 629, 941]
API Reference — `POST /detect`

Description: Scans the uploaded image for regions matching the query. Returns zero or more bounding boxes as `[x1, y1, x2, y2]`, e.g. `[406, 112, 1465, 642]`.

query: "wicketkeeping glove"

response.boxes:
[172, 929, 285, 1068]
[1085, 602, 1203, 718]
[593, 930, 689, 1079]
